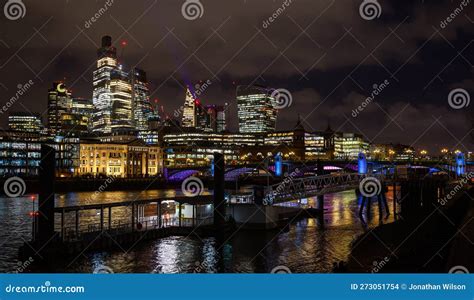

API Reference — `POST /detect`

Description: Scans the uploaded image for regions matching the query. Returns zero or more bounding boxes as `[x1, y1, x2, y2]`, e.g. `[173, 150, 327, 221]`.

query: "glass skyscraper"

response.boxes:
[47, 82, 72, 136]
[182, 86, 196, 128]
[92, 36, 117, 134]
[131, 68, 154, 131]
[110, 67, 133, 131]
[236, 85, 277, 134]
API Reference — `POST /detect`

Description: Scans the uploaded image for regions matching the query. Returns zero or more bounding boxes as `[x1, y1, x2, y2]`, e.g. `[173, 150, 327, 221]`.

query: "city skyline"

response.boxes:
[0, 0, 473, 283]
[0, 0, 472, 153]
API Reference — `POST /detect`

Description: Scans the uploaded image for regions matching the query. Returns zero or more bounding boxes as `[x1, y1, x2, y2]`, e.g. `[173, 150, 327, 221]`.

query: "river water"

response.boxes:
[0, 188, 395, 273]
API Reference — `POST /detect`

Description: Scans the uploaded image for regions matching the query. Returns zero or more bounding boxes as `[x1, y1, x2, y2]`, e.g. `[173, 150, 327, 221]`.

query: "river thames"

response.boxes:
[0, 188, 395, 273]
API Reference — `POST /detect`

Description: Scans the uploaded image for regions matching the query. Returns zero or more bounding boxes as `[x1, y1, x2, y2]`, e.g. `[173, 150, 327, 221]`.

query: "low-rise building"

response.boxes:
[0, 131, 43, 177]
[78, 139, 163, 178]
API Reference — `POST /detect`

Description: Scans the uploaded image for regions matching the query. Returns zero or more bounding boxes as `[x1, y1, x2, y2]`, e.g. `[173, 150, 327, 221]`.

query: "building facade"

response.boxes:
[47, 82, 72, 136]
[237, 85, 277, 134]
[182, 87, 197, 128]
[131, 68, 154, 131]
[92, 36, 118, 134]
[78, 139, 163, 178]
[0, 131, 42, 177]
[8, 112, 43, 133]
[110, 68, 133, 132]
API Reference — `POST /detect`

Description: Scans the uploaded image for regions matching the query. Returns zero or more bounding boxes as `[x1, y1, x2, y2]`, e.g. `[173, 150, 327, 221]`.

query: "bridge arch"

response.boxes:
[168, 170, 199, 182]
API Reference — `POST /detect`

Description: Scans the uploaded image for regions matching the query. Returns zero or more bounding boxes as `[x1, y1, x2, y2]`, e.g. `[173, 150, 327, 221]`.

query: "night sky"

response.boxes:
[0, 0, 472, 153]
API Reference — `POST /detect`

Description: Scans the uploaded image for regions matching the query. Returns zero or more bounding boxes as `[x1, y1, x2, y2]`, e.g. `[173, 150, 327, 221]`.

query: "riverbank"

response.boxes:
[344, 185, 473, 273]
[0, 176, 285, 194]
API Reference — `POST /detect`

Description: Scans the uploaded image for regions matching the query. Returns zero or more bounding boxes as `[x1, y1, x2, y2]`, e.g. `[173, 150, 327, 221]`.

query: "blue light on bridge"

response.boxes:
[211, 159, 215, 177]
[275, 153, 283, 177]
[456, 152, 466, 176]
[358, 152, 367, 175]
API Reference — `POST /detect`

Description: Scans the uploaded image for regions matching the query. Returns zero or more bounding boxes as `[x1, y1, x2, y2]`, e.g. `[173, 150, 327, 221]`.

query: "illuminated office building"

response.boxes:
[204, 104, 227, 132]
[195, 100, 211, 132]
[8, 112, 43, 133]
[369, 143, 415, 161]
[131, 68, 155, 131]
[72, 98, 94, 130]
[182, 87, 197, 128]
[110, 68, 133, 131]
[163, 131, 262, 167]
[237, 85, 277, 134]
[60, 113, 89, 136]
[47, 82, 72, 136]
[92, 36, 118, 134]
[79, 139, 163, 178]
[53, 136, 81, 177]
[333, 133, 369, 160]
[0, 131, 42, 176]
[305, 133, 327, 159]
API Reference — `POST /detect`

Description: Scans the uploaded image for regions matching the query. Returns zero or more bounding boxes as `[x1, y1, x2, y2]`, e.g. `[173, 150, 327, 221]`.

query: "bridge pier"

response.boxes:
[317, 195, 324, 212]
[75, 210, 79, 236]
[36, 145, 56, 243]
[213, 152, 226, 228]
[108, 207, 112, 230]
[156, 201, 162, 228]
[131, 203, 135, 231]
[100, 206, 104, 231]
[392, 182, 397, 217]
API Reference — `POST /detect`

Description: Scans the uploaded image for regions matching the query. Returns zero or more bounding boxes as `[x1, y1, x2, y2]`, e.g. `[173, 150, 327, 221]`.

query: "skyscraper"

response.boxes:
[47, 81, 72, 136]
[110, 68, 133, 131]
[182, 86, 196, 128]
[236, 85, 277, 134]
[131, 68, 154, 131]
[204, 104, 227, 132]
[72, 97, 94, 131]
[92, 36, 118, 134]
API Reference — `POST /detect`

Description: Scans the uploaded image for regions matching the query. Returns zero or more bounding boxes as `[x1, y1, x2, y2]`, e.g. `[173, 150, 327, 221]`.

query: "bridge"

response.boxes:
[263, 173, 382, 205]
[164, 160, 473, 183]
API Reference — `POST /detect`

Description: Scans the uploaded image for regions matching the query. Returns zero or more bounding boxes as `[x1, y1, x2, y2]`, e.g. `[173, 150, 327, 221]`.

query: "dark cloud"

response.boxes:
[0, 0, 472, 152]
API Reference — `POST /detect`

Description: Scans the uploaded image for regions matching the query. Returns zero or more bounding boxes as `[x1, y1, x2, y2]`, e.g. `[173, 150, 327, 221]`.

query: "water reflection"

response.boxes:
[0, 187, 396, 273]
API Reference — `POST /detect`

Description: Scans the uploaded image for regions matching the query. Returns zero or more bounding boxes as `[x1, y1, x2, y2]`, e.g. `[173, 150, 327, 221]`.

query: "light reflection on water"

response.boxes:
[0, 187, 395, 273]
